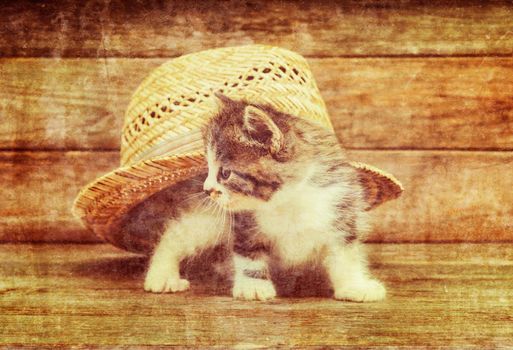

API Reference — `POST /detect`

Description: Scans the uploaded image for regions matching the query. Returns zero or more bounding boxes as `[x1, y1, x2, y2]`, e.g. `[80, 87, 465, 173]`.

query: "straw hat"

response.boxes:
[73, 45, 403, 253]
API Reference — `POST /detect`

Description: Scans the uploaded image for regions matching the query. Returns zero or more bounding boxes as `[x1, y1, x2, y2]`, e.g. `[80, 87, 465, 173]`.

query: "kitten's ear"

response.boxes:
[214, 92, 236, 107]
[242, 105, 283, 154]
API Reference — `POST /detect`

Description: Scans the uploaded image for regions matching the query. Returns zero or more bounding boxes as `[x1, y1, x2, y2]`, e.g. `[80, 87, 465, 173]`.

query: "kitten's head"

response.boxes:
[202, 94, 293, 211]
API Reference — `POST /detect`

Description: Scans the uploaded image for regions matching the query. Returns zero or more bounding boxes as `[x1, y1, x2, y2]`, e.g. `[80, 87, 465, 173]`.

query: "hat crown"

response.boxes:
[120, 45, 333, 166]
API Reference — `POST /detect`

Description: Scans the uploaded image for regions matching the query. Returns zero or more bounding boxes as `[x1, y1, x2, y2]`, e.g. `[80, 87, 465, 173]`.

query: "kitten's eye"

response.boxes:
[219, 167, 232, 181]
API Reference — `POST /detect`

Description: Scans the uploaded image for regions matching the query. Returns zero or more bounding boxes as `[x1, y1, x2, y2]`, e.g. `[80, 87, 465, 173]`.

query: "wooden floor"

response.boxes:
[1, 243, 512, 348]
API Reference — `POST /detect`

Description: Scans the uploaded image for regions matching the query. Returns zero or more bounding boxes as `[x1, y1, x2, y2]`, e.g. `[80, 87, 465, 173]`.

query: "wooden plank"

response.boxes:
[350, 150, 513, 242]
[2, 57, 513, 150]
[1, 1, 512, 58]
[0, 58, 135, 150]
[1, 150, 513, 243]
[316, 57, 513, 150]
[0, 151, 118, 243]
[1, 243, 512, 347]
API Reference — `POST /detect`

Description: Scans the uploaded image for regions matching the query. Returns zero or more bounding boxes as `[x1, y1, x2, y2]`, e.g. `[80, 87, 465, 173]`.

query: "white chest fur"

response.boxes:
[254, 179, 345, 265]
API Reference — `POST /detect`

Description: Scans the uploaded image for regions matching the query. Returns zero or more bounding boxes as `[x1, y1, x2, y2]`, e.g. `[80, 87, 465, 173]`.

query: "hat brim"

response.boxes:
[72, 151, 207, 249]
[349, 161, 404, 210]
[73, 153, 403, 253]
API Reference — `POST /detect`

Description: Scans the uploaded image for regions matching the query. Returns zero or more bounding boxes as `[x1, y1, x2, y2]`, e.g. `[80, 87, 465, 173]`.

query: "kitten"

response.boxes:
[141, 95, 386, 302]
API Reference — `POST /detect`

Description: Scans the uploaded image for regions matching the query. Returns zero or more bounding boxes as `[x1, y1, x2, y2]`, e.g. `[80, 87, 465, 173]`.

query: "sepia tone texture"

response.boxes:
[3, 151, 513, 243]
[2, 1, 512, 244]
[2, 0, 513, 347]
[2, 57, 513, 151]
[1, 243, 512, 347]
[2, 0, 513, 58]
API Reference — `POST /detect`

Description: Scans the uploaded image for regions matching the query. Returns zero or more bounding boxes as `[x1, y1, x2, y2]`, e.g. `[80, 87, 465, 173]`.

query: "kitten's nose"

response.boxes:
[204, 188, 221, 199]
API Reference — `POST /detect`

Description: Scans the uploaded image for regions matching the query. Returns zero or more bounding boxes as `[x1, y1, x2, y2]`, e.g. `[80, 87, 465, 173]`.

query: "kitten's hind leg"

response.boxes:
[323, 242, 386, 302]
[232, 254, 276, 301]
[144, 211, 224, 293]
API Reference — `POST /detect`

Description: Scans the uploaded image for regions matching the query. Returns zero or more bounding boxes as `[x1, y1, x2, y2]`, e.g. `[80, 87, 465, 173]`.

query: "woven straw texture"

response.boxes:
[73, 45, 402, 251]
[121, 45, 332, 166]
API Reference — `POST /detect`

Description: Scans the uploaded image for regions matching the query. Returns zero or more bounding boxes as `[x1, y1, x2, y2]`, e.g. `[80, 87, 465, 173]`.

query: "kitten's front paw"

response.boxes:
[334, 279, 386, 302]
[144, 272, 190, 293]
[232, 278, 276, 301]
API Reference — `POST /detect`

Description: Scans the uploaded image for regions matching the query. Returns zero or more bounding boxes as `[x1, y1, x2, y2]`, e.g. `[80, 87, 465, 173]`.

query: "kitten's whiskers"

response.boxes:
[177, 191, 207, 208]
[212, 201, 227, 249]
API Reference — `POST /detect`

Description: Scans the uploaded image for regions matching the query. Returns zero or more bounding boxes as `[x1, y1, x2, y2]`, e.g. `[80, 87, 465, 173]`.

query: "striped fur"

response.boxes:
[202, 95, 386, 302]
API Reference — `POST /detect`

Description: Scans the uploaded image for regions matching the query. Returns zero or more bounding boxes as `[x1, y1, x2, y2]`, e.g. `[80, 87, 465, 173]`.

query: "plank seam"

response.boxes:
[2, 148, 513, 153]
[2, 53, 513, 60]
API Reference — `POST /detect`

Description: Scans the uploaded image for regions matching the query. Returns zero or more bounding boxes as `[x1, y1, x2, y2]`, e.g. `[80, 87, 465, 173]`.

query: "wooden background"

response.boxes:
[1, 0, 513, 243]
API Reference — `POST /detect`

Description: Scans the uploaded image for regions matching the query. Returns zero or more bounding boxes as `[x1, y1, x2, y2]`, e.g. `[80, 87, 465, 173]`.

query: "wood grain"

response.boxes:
[1, 243, 512, 347]
[349, 150, 513, 242]
[0, 151, 118, 243]
[1, 1, 512, 58]
[316, 57, 513, 150]
[2, 57, 513, 150]
[1, 150, 512, 243]
[0, 58, 135, 150]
